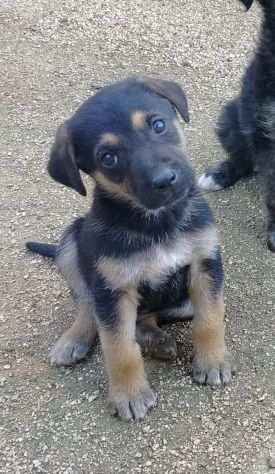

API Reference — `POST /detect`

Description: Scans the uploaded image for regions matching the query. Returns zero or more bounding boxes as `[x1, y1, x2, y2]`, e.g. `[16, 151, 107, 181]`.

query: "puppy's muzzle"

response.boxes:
[152, 168, 177, 191]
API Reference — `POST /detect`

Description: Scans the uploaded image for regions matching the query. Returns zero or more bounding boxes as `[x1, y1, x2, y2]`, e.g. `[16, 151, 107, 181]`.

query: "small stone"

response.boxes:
[88, 393, 98, 403]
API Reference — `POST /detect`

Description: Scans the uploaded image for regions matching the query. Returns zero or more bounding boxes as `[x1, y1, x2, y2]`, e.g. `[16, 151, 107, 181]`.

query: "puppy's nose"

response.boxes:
[152, 169, 177, 190]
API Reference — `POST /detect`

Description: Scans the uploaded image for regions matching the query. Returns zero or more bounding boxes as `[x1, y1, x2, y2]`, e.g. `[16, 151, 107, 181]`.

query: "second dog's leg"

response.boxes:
[198, 99, 253, 191]
[258, 148, 275, 252]
[266, 189, 275, 252]
[253, 139, 275, 252]
[50, 302, 98, 366]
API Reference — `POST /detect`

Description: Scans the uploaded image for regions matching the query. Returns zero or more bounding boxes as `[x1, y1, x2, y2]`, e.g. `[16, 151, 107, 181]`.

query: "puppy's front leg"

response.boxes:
[190, 247, 232, 386]
[94, 277, 157, 421]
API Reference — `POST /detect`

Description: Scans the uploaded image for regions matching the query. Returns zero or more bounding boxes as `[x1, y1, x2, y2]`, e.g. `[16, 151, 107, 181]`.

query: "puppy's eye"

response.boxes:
[100, 152, 118, 168]
[152, 118, 166, 134]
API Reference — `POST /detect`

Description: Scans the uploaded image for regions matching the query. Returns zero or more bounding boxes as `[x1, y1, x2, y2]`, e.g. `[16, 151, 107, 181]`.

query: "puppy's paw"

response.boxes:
[267, 231, 275, 252]
[148, 332, 177, 361]
[50, 334, 92, 366]
[192, 352, 233, 386]
[109, 386, 157, 422]
[137, 324, 177, 361]
[197, 173, 223, 192]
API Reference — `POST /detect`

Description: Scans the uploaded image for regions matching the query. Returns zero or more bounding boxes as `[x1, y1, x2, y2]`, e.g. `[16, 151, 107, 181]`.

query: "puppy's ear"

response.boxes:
[239, 0, 254, 9]
[48, 122, 87, 196]
[142, 77, 190, 123]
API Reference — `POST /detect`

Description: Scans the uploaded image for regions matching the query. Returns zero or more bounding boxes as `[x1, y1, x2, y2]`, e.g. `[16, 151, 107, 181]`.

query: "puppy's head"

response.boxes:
[48, 76, 194, 210]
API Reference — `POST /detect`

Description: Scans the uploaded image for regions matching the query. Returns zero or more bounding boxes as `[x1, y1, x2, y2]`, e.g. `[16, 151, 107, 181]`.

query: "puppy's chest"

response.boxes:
[97, 236, 192, 289]
[138, 265, 190, 314]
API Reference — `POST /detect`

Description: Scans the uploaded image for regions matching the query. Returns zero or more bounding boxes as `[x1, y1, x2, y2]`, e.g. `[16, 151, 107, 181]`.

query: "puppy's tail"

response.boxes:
[26, 241, 57, 259]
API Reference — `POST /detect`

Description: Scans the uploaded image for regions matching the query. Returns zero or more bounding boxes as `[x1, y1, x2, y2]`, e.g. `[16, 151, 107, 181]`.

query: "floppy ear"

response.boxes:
[48, 122, 87, 196]
[141, 77, 190, 123]
[239, 0, 254, 9]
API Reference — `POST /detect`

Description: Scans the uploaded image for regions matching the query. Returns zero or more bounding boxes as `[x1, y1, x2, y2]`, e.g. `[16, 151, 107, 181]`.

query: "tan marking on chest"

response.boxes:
[97, 236, 193, 290]
[97, 225, 219, 290]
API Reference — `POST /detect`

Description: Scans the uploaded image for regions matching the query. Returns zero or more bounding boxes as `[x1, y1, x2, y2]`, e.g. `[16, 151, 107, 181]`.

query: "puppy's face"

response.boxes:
[48, 77, 194, 210]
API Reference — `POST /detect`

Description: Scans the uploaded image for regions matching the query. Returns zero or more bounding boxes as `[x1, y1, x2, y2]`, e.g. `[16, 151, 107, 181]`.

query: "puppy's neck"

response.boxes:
[91, 186, 197, 241]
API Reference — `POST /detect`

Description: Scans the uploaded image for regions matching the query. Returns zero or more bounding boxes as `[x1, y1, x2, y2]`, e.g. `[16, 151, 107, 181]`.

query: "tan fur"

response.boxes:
[97, 225, 218, 290]
[99, 132, 120, 146]
[174, 119, 187, 152]
[49, 302, 97, 366]
[67, 302, 98, 344]
[190, 267, 225, 366]
[136, 314, 177, 360]
[192, 225, 219, 261]
[93, 170, 141, 206]
[56, 232, 92, 302]
[99, 289, 148, 397]
[131, 111, 146, 130]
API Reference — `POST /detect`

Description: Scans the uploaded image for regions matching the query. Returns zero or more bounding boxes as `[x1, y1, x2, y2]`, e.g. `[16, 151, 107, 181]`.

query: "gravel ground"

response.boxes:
[1, 0, 275, 473]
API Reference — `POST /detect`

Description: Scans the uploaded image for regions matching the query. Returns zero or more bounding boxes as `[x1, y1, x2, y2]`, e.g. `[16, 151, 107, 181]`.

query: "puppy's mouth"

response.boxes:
[136, 186, 192, 212]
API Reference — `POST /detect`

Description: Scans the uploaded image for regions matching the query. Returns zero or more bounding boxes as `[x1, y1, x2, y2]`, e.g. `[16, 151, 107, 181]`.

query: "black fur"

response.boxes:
[26, 76, 222, 327]
[26, 76, 230, 419]
[138, 266, 190, 314]
[93, 274, 120, 327]
[200, 0, 275, 251]
[26, 242, 57, 258]
[201, 248, 224, 297]
[240, 0, 254, 9]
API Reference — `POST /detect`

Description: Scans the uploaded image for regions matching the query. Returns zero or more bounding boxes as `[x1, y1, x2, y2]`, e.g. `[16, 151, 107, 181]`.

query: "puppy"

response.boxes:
[198, 0, 275, 252]
[26, 76, 232, 421]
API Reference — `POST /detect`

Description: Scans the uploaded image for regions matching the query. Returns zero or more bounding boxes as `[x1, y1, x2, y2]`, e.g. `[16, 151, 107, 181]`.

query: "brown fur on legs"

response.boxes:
[49, 303, 98, 366]
[190, 268, 231, 386]
[99, 291, 157, 422]
[136, 314, 177, 361]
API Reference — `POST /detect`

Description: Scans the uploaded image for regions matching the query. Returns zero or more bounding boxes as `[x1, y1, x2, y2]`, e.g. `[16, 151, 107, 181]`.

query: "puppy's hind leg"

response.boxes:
[198, 99, 253, 191]
[136, 314, 178, 361]
[50, 222, 97, 366]
[50, 302, 97, 366]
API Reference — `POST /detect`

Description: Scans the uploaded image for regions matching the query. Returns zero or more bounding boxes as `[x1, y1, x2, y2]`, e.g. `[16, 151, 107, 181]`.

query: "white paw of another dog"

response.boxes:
[197, 174, 222, 192]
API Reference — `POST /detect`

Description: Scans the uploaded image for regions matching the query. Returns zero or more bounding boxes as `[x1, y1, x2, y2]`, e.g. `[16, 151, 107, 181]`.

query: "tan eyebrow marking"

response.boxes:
[99, 133, 120, 146]
[131, 111, 146, 130]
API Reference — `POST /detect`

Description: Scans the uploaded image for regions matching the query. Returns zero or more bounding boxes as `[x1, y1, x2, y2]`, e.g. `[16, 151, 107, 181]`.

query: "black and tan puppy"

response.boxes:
[27, 76, 232, 421]
[199, 0, 275, 252]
